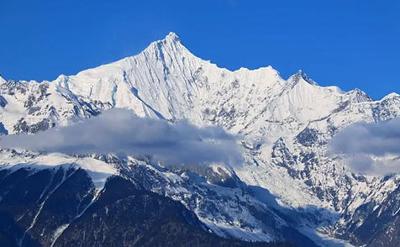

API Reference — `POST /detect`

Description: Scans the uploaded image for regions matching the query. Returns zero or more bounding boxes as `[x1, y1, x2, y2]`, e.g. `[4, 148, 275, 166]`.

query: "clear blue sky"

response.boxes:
[0, 0, 399, 99]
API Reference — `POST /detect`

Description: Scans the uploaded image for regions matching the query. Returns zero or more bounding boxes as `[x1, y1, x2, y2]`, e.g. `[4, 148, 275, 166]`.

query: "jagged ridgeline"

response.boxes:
[0, 33, 400, 246]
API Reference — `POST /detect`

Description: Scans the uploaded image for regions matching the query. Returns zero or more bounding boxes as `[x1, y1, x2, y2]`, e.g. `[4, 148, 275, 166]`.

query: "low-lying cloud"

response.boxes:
[329, 118, 400, 176]
[0, 109, 243, 167]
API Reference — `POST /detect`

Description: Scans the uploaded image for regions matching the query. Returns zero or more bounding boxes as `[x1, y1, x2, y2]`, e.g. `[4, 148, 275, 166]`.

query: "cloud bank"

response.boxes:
[329, 118, 400, 176]
[0, 109, 243, 167]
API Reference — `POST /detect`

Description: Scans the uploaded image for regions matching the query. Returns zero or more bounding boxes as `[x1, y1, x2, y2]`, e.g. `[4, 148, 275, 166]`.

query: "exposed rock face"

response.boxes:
[0, 165, 290, 247]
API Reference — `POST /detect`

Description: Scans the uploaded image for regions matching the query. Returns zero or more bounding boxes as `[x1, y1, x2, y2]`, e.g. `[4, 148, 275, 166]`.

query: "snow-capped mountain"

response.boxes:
[1, 32, 400, 246]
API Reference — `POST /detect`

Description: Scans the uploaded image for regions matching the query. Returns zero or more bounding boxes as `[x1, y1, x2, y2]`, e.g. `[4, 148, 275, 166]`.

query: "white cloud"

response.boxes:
[0, 109, 243, 167]
[329, 118, 400, 176]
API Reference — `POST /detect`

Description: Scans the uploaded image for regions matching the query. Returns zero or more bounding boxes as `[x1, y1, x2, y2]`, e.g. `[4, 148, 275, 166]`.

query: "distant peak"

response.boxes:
[288, 70, 318, 86]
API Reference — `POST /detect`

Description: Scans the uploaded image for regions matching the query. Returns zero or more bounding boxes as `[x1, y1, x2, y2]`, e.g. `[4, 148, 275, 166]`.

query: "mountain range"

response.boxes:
[1, 32, 400, 247]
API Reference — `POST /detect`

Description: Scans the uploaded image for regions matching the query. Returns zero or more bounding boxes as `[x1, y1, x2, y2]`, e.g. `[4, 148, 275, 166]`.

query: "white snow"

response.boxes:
[0, 152, 117, 190]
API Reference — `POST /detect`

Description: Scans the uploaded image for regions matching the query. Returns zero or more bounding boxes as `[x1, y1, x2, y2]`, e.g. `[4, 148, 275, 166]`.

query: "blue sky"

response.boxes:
[0, 0, 399, 99]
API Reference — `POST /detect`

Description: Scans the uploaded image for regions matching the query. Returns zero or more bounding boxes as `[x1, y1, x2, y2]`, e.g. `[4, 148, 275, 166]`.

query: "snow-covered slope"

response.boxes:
[1, 32, 400, 246]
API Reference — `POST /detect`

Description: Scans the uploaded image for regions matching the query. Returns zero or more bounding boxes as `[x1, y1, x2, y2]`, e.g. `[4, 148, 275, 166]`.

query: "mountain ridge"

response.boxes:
[2, 32, 385, 100]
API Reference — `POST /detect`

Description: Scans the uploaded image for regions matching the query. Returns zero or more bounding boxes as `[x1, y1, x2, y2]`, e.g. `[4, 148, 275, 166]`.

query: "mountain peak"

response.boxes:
[346, 88, 372, 103]
[153, 32, 182, 47]
[382, 92, 400, 101]
[288, 70, 318, 86]
[165, 32, 180, 42]
[143, 32, 186, 55]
